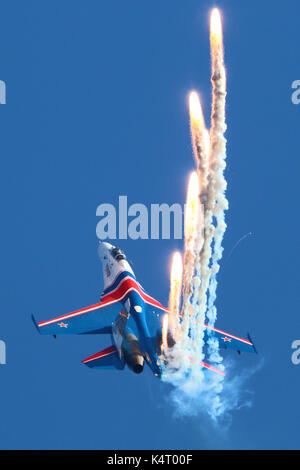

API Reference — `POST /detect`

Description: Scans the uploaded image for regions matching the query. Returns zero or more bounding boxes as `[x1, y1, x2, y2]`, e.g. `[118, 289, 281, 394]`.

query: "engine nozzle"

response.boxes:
[123, 332, 144, 374]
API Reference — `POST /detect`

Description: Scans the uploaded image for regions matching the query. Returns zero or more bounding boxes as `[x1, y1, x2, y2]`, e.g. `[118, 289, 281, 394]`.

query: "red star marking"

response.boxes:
[58, 322, 68, 328]
[222, 336, 231, 342]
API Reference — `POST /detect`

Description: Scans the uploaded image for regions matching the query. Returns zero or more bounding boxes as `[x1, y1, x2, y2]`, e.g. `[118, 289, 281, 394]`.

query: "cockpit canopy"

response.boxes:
[111, 247, 126, 261]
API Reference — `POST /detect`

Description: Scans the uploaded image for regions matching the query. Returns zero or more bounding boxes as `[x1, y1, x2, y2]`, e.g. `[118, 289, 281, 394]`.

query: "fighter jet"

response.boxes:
[32, 242, 257, 377]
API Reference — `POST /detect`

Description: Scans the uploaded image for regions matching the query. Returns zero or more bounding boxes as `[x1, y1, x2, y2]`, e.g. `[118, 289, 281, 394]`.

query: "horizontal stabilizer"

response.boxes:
[200, 360, 226, 376]
[82, 345, 125, 370]
[189, 356, 226, 376]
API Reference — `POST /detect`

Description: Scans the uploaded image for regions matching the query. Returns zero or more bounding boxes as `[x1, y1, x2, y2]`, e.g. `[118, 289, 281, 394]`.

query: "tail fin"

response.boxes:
[82, 345, 125, 370]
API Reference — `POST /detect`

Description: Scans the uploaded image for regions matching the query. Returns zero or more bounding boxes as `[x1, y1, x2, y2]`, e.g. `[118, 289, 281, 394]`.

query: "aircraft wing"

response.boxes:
[204, 325, 257, 354]
[32, 298, 122, 336]
[125, 282, 257, 356]
[144, 301, 257, 355]
[82, 345, 125, 370]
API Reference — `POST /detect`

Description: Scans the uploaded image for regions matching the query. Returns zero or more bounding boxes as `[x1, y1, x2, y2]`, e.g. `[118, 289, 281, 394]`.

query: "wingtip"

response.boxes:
[31, 314, 40, 334]
[247, 332, 258, 354]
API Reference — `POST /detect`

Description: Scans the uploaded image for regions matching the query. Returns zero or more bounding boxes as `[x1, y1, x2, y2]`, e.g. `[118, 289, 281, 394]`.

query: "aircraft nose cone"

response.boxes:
[98, 241, 115, 257]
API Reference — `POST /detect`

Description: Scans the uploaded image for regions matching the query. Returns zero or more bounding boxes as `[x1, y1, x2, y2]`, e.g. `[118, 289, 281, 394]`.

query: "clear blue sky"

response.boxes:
[0, 0, 299, 450]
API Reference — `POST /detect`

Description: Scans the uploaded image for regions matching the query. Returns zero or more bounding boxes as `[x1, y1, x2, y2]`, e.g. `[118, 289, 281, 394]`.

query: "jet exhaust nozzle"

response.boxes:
[132, 363, 143, 374]
[123, 332, 144, 374]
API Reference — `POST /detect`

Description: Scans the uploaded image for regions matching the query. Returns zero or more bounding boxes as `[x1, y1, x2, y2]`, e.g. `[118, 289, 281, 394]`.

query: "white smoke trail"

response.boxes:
[205, 13, 228, 374]
[187, 9, 228, 374]
[177, 171, 200, 370]
[162, 9, 249, 421]
[164, 358, 264, 423]
[185, 93, 211, 369]
[168, 251, 183, 338]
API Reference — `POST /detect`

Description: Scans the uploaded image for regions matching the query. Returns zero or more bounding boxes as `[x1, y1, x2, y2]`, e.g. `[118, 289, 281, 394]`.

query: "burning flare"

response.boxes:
[170, 252, 183, 306]
[189, 90, 211, 201]
[210, 8, 223, 48]
[168, 251, 183, 334]
[189, 91, 204, 127]
[161, 314, 169, 352]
